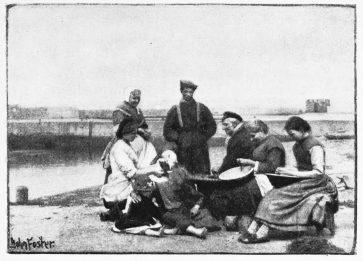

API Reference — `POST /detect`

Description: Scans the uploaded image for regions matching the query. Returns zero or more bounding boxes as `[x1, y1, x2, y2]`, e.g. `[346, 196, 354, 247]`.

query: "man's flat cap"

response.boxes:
[221, 111, 243, 122]
[180, 80, 198, 92]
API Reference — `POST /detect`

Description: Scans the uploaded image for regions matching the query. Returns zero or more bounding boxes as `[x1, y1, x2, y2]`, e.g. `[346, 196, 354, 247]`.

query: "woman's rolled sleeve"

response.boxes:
[310, 146, 325, 174]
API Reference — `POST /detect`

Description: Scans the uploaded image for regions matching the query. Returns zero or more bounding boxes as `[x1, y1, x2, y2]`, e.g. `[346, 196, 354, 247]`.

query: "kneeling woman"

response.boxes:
[239, 116, 338, 244]
[100, 117, 163, 221]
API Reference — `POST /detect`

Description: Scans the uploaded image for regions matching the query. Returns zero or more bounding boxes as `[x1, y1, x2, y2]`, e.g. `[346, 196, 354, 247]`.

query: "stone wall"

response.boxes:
[7, 118, 355, 138]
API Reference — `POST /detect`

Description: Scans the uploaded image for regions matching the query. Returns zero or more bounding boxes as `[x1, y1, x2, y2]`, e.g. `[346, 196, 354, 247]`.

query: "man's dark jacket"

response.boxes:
[163, 99, 216, 174]
[218, 123, 254, 174]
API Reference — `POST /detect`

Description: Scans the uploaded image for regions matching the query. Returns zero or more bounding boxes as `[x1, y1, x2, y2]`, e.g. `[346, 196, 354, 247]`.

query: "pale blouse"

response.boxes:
[100, 140, 138, 202]
[309, 146, 325, 173]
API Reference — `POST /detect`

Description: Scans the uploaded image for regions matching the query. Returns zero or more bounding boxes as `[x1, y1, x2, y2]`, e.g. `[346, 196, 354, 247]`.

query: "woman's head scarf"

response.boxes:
[124, 88, 142, 102]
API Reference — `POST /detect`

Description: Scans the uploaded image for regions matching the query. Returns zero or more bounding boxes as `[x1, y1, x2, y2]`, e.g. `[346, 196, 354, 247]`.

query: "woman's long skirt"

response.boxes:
[254, 174, 338, 231]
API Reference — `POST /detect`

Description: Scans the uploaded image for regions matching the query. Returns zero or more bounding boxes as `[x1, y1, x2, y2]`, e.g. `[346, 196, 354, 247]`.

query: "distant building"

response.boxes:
[305, 99, 330, 113]
[305, 99, 315, 113]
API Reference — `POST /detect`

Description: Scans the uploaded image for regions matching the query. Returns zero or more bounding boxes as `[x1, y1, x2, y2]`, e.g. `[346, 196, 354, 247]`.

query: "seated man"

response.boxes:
[212, 111, 253, 174]
[208, 112, 257, 221]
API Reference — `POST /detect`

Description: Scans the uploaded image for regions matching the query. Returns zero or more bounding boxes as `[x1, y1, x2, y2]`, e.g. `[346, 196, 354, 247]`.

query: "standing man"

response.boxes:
[212, 111, 254, 174]
[163, 80, 217, 175]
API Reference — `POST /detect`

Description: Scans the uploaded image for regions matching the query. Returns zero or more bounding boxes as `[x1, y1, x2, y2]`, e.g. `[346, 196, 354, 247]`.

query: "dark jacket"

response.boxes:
[218, 123, 254, 174]
[163, 99, 216, 174]
[163, 99, 216, 143]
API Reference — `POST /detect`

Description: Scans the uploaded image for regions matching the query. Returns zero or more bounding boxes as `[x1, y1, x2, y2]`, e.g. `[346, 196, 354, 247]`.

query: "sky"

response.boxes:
[7, 4, 355, 113]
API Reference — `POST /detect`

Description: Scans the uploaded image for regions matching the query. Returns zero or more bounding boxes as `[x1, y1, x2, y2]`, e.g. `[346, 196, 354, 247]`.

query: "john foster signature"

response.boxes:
[9, 237, 55, 251]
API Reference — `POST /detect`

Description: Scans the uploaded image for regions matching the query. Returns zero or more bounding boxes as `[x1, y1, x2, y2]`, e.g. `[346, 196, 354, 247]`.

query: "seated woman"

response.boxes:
[239, 116, 338, 244]
[155, 151, 221, 239]
[238, 119, 288, 191]
[208, 120, 286, 223]
[99, 117, 163, 221]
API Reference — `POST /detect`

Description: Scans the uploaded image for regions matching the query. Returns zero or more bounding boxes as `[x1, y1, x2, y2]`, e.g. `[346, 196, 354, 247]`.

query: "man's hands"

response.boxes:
[237, 158, 256, 167]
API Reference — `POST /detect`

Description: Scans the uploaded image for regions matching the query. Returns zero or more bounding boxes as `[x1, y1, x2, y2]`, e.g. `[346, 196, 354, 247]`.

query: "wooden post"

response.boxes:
[88, 121, 93, 159]
[16, 186, 28, 205]
[89, 120, 93, 138]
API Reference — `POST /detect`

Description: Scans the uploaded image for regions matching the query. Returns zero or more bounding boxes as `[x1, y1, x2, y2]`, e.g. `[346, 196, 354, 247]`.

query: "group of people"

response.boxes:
[99, 80, 338, 243]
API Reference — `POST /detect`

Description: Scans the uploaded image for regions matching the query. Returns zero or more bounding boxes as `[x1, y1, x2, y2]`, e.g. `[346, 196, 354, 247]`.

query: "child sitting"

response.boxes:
[154, 150, 221, 239]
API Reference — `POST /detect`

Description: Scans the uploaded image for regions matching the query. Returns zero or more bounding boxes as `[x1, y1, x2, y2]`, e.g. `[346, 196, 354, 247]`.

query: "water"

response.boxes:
[9, 162, 105, 202]
[8, 150, 104, 202]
